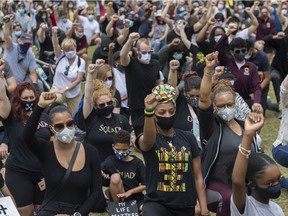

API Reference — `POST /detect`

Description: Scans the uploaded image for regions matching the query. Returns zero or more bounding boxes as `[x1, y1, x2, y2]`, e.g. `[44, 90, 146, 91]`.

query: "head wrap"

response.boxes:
[152, 84, 176, 105]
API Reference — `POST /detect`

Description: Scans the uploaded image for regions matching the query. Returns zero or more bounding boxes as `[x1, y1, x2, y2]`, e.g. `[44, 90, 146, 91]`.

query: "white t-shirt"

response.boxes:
[79, 16, 100, 40]
[76, 0, 88, 8]
[52, 53, 85, 98]
[230, 195, 284, 216]
[57, 19, 73, 32]
[113, 67, 128, 108]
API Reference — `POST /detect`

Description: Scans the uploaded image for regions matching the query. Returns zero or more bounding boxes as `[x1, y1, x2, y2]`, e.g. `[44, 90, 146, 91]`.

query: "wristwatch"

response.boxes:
[73, 212, 81, 216]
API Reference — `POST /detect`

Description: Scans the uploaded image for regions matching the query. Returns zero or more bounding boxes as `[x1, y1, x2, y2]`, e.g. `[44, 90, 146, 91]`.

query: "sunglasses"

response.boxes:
[64, 65, 70, 76]
[106, 76, 113, 81]
[53, 120, 75, 132]
[97, 100, 113, 109]
[234, 49, 246, 54]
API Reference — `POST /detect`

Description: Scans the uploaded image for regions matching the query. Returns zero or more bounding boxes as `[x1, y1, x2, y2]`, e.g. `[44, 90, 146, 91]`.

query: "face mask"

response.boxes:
[261, 13, 268, 19]
[21, 100, 35, 112]
[234, 52, 245, 62]
[65, 50, 76, 59]
[129, 20, 134, 27]
[113, 147, 131, 160]
[245, 53, 252, 60]
[96, 105, 114, 116]
[62, 18, 67, 23]
[230, 80, 235, 85]
[18, 44, 30, 54]
[119, 15, 125, 20]
[185, 96, 199, 107]
[238, 5, 244, 10]
[217, 107, 236, 122]
[155, 114, 176, 130]
[75, 31, 84, 38]
[88, 14, 94, 21]
[139, 53, 151, 64]
[55, 127, 75, 144]
[42, 15, 47, 20]
[255, 182, 282, 199]
[281, 9, 287, 16]
[214, 35, 222, 43]
[68, 4, 74, 9]
[254, 10, 260, 17]
[18, 9, 25, 14]
[173, 52, 183, 60]
[217, 4, 224, 10]
[14, 30, 22, 37]
[105, 80, 113, 89]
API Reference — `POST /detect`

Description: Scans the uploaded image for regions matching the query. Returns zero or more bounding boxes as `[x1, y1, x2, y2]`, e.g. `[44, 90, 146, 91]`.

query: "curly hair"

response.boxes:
[92, 79, 116, 106]
[10, 82, 38, 122]
[211, 79, 236, 104]
[114, 129, 131, 145]
[95, 64, 116, 96]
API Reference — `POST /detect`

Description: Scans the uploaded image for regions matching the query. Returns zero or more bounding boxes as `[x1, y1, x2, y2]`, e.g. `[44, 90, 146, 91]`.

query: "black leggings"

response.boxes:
[142, 202, 195, 216]
[5, 168, 44, 207]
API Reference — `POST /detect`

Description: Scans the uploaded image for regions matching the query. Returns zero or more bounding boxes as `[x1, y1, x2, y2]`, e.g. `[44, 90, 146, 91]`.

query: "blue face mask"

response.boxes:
[173, 52, 183, 60]
[113, 147, 131, 160]
[18, 9, 25, 14]
[14, 31, 22, 37]
[129, 20, 134, 27]
[255, 182, 282, 199]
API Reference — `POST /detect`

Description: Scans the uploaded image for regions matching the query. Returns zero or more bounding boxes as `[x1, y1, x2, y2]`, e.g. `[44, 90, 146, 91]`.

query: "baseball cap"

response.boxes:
[19, 33, 33, 44]
[174, 14, 185, 21]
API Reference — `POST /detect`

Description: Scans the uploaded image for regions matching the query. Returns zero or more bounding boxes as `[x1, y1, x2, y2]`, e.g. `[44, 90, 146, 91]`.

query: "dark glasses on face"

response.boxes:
[106, 76, 113, 81]
[140, 50, 153, 55]
[64, 65, 70, 76]
[234, 49, 246, 54]
[97, 100, 113, 109]
[53, 120, 75, 132]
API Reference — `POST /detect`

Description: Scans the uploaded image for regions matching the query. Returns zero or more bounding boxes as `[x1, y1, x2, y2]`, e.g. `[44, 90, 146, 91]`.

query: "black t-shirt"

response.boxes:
[174, 93, 194, 131]
[101, 155, 145, 201]
[124, 57, 160, 110]
[114, 89, 121, 108]
[3, 112, 51, 174]
[85, 111, 132, 163]
[190, 43, 207, 78]
[140, 129, 200, 208]
[167, 26, 195, 44]
[23, 106, 106, 215]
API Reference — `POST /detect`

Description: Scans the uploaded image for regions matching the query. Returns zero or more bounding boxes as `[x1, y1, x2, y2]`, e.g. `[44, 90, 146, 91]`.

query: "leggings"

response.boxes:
[142, 202, 195, 216]
[206, 181, 232, 216]
[5, 168, 44, 207]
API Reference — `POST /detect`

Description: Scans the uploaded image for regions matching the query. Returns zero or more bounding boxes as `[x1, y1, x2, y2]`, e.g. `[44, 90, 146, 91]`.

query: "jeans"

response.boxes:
[151, 38, 166, 53]
[272, 144, 288, 168]
[271, 67, 284, 104]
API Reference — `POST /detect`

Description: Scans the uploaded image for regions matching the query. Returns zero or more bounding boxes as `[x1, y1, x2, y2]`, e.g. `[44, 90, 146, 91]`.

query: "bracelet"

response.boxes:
[204, 68, 214, 76]
[238, 144, 251, 159]
[144, 107, 155, 113]
[239, 145, 251, 154]
[144, 108, 155, 117]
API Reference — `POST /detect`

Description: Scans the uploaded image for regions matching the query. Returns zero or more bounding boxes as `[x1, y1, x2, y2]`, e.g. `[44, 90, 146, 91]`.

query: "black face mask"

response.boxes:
[234, 52, 246, 62]
[18, 44, 30, 54]
[21, 100, 35, 112]
[155, 114, 176, 130]
[95, 105, 114, 116]
[255, 182, 282, 199]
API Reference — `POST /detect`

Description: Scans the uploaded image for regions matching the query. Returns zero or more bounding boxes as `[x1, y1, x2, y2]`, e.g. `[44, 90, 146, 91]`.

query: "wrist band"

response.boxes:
[238, 144, 251, 159]
[144, 108, 155, 117]
[144, 108, 155, 113]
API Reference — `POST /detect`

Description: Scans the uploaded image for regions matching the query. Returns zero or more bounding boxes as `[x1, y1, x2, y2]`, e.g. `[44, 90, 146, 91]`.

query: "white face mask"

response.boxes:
[214, 35, 222, 42]
[217, 107, 236, 122]
[218, 4, 224, 10]
[75, 31, 84, 38]
[105, 80, 113, 89]
[55, 127, 75, 144]
[139, 53, 151, 64]
[230, 80, 235, 85]
[88, 14, 94, 21]
[281, 9, 287, 16]
[65, 50, 76, 59]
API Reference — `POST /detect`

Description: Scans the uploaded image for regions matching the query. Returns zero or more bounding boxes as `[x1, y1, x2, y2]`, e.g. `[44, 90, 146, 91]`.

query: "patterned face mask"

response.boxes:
[113, 147, 131, 160]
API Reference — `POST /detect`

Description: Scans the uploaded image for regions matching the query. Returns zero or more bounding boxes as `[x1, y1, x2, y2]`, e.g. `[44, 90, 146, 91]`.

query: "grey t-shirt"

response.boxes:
[230, 195, 284, 216]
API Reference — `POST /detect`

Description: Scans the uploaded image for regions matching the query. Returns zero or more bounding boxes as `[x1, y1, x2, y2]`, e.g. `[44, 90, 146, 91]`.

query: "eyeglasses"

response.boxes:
[234, 49, 246, 54]
[140, 50, 153, 55]
[97, 100, 113, 109]
[64, 65, 70, 76]
[216, 103, 235, 111]
[106, 76, 113, 81]
[53, 120, 75, 132]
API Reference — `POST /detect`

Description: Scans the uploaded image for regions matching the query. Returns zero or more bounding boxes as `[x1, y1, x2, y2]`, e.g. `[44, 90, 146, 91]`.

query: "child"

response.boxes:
[231, 112, 285, 216]
[101, 130, 146, 211]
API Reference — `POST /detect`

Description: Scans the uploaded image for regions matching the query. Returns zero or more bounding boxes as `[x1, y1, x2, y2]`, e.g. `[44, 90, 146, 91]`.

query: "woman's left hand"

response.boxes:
[38, 92, 57, 108]
[244, 112, 264, 135]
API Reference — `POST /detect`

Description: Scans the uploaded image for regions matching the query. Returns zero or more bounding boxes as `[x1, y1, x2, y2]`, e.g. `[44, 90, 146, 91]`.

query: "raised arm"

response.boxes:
[138, 94, 159, 152]
[116, 25, 129, 46]
[199, 51, 218, 110]
[196, 18, 215, 44]
[105, 15, 118, 38]
[0, 60, 11, 120]
[83, 60, 105, 119]
[161, 0, 173, 26]
[179, 24, 191, 50]
[2, 14, 14, 49]
[37, 23, 48, 44]
[108, 43, 115, 67]
[232, 112, 264, 214]
[167, 60, 180, 99]
[120, 32, 140, 67]
[245, 6, 259, 36]
[51, 26, 62, 58]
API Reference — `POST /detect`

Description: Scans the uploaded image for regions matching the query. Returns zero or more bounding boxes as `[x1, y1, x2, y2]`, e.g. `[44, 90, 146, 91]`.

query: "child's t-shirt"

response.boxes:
[101, 155, 145, 201]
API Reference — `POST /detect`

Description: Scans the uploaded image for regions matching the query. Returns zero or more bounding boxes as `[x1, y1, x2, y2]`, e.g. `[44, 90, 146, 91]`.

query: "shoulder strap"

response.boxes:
[37, 142, 81, 213]
[55, 55, 65, 69]
[78, 56, 81, 67]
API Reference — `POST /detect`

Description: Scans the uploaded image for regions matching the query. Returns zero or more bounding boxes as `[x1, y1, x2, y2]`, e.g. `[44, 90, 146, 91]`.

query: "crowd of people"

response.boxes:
[0, 0, 287, 216]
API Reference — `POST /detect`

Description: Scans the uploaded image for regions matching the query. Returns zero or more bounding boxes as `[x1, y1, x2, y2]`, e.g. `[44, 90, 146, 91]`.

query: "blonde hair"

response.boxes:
[92, 79, 116, 106]
[61, 38, 77, 50]
[96, 64, 116, 96]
